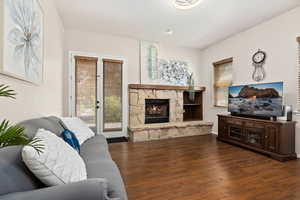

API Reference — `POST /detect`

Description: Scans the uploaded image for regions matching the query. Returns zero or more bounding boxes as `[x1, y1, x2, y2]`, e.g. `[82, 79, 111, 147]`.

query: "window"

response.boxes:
[213, 58, 233, 107]
[297, 37, 300, 111]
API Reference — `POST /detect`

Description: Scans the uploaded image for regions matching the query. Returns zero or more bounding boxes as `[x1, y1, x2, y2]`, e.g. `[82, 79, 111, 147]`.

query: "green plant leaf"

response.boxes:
[0, 120, 44, 154]
[0, 84, 16, 99]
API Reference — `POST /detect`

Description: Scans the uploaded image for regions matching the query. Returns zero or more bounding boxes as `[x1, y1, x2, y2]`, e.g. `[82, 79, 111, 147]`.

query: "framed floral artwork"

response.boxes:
[0, 0, 44, 84]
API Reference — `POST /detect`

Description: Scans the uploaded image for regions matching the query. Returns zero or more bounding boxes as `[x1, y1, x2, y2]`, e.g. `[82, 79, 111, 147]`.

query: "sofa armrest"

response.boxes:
[0, 179, 119, 200]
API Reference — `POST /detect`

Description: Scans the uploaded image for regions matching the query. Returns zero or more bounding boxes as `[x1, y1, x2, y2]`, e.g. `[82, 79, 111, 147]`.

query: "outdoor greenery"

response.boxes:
[0, 84, 43, 153]
[104, 96, 122, 123]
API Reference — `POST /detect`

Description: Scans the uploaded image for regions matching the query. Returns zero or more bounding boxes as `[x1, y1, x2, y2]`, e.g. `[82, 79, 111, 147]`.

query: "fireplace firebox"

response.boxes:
[145, 99, 170, 124]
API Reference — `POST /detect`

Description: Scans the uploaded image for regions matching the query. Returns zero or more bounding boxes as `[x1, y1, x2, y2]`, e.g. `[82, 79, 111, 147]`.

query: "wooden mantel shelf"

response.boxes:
[128, 84, 206, 92]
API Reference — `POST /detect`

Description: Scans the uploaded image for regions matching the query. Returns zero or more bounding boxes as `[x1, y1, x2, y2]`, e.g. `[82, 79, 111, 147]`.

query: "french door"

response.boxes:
[69, 53, 128, 138]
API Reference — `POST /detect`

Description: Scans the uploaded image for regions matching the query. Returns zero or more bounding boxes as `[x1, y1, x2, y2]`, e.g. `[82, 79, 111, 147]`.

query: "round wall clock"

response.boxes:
[252, 50, 266, 64]
[252, 49, 267, 82]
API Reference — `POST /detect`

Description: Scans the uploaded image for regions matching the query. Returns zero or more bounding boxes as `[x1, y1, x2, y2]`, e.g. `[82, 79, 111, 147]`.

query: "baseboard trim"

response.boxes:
[211, 131, 218, 135]
[107, 137, 128, 144]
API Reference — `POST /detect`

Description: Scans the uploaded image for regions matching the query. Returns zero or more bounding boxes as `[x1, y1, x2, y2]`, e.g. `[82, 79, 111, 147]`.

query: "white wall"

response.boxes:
[0, 0, 65, 123]
[198, 6, 300, 155]
[63, 29, 202, 114]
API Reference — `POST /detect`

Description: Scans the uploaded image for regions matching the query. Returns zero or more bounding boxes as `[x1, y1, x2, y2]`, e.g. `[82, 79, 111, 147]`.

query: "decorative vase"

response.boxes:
[188, 90, 195, 103]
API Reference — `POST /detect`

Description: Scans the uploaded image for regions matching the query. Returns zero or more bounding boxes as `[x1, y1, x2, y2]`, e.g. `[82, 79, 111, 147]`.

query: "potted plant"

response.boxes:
[187, 73, 195, 102]
[0, 84, 43, 153]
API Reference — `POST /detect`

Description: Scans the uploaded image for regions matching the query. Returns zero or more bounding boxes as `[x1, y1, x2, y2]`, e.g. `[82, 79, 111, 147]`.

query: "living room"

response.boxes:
[0, 0, 300, 199]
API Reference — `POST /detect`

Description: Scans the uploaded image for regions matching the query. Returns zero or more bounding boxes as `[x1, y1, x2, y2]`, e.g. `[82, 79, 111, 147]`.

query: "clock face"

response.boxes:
[252, 51, 266, 64]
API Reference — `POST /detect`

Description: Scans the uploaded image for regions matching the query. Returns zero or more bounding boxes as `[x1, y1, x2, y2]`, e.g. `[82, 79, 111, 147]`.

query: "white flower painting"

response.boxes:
[1, 0, 43, 84]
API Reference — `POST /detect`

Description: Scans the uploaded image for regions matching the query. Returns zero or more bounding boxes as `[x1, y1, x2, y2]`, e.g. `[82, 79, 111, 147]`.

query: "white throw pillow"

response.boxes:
[60, 117, 95, 145]
[22, 129, 87, 186]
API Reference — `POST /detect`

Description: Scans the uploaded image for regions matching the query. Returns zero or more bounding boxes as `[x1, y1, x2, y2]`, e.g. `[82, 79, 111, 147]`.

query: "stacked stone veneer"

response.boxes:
[128, 87, 213, 142]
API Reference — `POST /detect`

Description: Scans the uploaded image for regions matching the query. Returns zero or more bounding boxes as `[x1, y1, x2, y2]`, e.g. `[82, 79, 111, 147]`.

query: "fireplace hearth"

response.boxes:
[145, 99, 169, 124]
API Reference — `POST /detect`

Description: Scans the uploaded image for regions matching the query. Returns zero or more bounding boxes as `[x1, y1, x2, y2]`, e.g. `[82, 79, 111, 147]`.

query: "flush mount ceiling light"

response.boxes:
[173, 0, 202, 10]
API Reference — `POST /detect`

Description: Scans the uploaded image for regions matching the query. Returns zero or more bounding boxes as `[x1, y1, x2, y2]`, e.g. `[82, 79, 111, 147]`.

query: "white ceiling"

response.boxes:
[54, 0, 300, 49]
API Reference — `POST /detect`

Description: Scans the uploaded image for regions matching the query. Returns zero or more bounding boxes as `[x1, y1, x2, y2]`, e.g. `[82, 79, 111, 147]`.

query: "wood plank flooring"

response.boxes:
[109, 135, 300, 200]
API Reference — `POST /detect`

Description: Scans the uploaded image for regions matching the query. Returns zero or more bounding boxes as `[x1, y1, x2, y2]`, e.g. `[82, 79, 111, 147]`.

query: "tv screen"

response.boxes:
[228, 82, 283, 117]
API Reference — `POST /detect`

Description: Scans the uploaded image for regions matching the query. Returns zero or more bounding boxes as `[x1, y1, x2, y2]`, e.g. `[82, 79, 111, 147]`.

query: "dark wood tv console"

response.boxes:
[217, 114, 297, 162]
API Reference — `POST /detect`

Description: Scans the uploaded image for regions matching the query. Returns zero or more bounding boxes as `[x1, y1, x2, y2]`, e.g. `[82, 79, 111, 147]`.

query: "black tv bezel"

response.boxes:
[228, 81, 284, 118]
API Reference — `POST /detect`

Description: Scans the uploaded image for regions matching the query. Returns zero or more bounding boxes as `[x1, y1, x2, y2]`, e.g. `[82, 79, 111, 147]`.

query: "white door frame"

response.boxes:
[68, 51, 128, 138]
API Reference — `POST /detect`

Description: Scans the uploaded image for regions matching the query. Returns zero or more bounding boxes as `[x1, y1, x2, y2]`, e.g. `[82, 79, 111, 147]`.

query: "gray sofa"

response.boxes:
[0, 116, 127, 200]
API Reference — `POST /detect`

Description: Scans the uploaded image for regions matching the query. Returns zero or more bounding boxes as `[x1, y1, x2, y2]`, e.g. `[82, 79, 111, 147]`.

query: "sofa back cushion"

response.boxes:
[18, 116, 64, 139]
[0, 116, 64, 196]
[0, 146, 44, 196]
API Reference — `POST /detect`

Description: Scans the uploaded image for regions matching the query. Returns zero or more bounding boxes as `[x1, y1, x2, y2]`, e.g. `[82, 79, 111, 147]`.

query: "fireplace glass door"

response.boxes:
[145, 99, 170, 124]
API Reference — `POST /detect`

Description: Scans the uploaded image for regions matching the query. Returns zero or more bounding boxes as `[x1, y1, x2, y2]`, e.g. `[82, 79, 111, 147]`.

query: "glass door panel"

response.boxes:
[103, 59, 123, 132]
[75, 56, 97, 132]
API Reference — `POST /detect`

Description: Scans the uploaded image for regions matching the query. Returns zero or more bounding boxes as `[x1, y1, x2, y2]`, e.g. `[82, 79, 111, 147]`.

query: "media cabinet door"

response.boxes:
[244, 127, 265, 149]
[218, 116, 227, 139]
[265, 125, 279, 153]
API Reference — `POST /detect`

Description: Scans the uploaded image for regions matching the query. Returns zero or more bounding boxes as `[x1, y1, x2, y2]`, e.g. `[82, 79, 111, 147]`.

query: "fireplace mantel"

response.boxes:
[128, 84, 206, 91]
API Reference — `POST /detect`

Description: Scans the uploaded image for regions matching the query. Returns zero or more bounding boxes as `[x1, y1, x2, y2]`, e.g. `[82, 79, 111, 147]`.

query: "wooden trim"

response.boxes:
[103, 59, 124, 64]
[103, 128, 123, 132]
[297, 37, 300, 43]
[128, 84, 206, 92]
[213, 57, 233, 66]
[74, 56, 98, 61]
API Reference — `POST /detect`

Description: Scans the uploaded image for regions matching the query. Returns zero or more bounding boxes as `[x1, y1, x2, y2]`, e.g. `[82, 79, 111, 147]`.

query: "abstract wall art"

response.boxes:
[0, 0, 44, 84]
[140, 40, 191, 86]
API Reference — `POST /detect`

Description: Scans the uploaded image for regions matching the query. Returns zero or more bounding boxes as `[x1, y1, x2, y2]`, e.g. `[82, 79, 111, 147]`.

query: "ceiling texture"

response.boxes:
[54, 0, 300, 49]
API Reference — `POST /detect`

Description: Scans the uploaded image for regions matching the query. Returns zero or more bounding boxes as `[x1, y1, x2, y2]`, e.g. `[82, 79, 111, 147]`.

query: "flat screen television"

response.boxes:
[228, 82, 283, 118]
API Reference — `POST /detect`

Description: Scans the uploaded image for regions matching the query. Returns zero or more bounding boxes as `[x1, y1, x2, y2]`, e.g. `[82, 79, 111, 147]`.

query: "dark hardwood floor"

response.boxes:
[109, 135, 300, 200]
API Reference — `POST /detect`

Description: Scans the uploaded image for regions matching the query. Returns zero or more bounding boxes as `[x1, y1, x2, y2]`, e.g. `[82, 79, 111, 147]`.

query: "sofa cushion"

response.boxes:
[80, 135, 111, 162]
[61, 129, 81, 153]
[60, 117, 95, 145]
[22, 129, 87, 186]
[18, 117, 64, 139]
[0, 146, 44, 196]
[85, 160, 127, 199]
[80, 135, 127, 199]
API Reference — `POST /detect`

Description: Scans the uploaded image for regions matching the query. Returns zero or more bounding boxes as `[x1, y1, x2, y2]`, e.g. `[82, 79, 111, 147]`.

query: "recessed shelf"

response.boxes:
[183, 91, 203, 122]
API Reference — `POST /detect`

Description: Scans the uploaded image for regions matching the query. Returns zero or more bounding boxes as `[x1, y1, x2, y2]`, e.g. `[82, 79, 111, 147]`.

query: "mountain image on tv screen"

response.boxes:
[228, 82, 283, 117]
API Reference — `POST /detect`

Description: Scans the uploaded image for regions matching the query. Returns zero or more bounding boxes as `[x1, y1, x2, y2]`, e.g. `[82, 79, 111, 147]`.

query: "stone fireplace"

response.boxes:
[145, 99, 170, 124]
[128, 84, 213, 142]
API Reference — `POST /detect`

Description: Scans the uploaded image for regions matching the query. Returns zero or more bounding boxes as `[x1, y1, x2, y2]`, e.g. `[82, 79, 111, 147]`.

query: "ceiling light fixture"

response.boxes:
[173, 0, 202, 10]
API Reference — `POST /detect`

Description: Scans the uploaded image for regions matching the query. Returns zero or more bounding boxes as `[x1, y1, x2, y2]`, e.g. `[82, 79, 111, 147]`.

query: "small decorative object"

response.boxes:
[252, 49, 266, 82]
[187, 73, 195, 102]
[0, 84, 43, 153]
[0, 0, 44, 84]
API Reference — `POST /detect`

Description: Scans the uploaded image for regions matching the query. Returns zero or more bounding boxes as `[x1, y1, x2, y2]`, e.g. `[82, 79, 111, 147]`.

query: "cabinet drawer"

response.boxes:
[245, 121, 265, 129]
[227, 119, 243, 126]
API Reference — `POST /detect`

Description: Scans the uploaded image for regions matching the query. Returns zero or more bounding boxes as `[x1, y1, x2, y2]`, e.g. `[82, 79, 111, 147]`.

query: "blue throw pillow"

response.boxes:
[61, 129, 80, 153]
